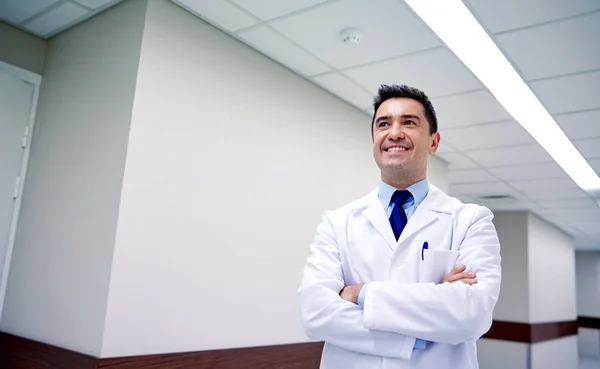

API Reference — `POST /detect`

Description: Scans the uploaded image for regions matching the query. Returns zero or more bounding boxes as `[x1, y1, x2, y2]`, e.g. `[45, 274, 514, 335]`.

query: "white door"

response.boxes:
[0, 67, 36, 308]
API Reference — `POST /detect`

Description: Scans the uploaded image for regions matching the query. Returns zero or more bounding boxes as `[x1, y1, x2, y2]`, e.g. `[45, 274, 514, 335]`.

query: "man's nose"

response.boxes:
[389, 122, 405, 140]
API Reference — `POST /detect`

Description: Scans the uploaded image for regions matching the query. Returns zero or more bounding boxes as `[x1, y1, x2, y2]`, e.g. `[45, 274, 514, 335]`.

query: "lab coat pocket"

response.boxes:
[418, 249, 459, 284]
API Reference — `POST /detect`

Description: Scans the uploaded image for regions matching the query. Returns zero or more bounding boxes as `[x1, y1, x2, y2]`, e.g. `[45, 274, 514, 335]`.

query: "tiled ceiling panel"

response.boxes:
[311, 72, 373, 110]
[343, 46, 483, 98]
[177, 0, 260, 32]
[0, 0, 123, 38]
[448, 169, 498, 184]
[435, 152, 479, 170]
[440, 121, 535, 151]
[230, 0, 329, 21]
[432, 89, 512, 129]
[510, 178, 579, 192]
[464, 144, 553, 168]
[495, 12, 600, 81]
[72, 0, 116, 10]
[237, 25, 331, 76]
[464, 0, 600, 34]
[450, 181, 515, 196]
[488, 162, 567, 181]
[530, 70, 600, 114]
[554, 109, 600, 140]
[23, 2, 87, 36]
[572, 138, 600, 159]
[0, 0, 59, 24]
[268, 0, 441, 69]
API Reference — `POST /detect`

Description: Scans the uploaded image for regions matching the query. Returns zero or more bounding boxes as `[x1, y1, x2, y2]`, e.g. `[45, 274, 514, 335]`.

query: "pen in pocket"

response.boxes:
[421, 241, 428, 260]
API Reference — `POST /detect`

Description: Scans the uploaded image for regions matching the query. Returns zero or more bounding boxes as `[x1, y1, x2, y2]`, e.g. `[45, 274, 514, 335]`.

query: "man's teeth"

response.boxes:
[388, 147, 407, 151]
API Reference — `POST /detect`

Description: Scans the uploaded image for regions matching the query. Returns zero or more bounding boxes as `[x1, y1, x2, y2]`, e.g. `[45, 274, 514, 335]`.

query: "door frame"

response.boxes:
[0, 61, 42, 319]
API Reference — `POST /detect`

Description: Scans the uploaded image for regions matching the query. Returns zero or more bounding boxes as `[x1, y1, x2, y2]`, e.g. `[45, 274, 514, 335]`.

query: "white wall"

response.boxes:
[531, 336, 579, 369]
[576, 252, 600, 358]
[576, 252, 600, 317]
[0, 0, 146, 356]
[477, 339, 528, 369]
[528, 213, 576, 323]
[480, 212, 578, 369]
[100, 0, 448, 357]
[490, 211, 529, 322]
[0, 21, 47, 75]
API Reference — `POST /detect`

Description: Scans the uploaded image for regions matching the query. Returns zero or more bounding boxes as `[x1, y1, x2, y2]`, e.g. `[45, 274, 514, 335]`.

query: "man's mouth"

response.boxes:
[384, 146, 409, 152]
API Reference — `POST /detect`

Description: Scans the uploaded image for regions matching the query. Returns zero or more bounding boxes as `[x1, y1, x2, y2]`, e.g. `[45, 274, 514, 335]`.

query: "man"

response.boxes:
[298, 84, 502, 369]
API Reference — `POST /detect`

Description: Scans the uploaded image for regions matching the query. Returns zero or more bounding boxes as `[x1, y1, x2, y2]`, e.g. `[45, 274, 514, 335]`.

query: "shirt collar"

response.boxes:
[378, 178, 430, 209]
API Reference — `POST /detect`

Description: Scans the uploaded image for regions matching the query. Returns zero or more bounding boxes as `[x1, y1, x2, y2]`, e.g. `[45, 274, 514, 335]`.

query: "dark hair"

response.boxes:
[371, 84, 438, 135]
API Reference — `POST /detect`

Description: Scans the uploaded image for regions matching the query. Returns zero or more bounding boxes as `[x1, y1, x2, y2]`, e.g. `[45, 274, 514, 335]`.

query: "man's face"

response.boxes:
[372, 97, 440, 184]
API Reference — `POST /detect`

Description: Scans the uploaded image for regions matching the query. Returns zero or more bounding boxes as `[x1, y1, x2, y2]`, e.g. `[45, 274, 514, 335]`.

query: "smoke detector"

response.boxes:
[340, 28, 362, 44]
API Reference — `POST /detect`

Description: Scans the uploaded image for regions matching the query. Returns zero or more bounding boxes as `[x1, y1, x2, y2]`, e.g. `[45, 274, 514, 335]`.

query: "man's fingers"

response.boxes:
[450, 265, 466, 275]
[460, 278, 478, 285]
[443, 271, 477, 283]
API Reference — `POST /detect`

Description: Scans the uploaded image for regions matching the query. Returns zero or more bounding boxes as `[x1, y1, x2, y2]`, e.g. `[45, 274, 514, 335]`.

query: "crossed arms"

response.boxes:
[297, 206, 502, 360]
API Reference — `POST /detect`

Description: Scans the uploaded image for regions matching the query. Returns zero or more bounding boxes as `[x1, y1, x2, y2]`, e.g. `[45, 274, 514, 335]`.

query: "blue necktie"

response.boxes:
[389, 190, 412, 240]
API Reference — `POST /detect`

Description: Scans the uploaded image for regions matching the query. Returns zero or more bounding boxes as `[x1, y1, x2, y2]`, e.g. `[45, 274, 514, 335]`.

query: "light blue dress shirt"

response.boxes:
[357, 178, 430, 349]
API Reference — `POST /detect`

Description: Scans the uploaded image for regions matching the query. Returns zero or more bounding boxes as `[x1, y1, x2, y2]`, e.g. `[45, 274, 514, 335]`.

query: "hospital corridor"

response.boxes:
[0, 0, 599, 368]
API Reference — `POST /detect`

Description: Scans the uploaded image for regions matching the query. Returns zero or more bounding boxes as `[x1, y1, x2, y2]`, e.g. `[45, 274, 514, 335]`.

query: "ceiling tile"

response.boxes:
[0, 0, 59, 24]
[230, 0, 328, 21]
[488, 162, 566, 181]
[572, 138, 600, 159]
[520, 187, 589, 201]
[530, 70, 600, 114]
[175, 0, 260, 32]
[23, 2, 88, 37]
[509, 178, 578, 192]
[554, 109, 600, 140]
[435, 151, 479, 170]
[483, 199, 539, 212]
[432, 89, 512, 129]
[538, 197, 598, 209]
[343, 47, 482, 98]
[451, 181, 514, 196]
[71, 0, 118, 10]
[440, 121, 534, 151]
[588, 158, 600, 174]
[464, 144, 552, 168]
[237, 25, 331, 76]
[312, 73, 373, 110]
[269, 0, 441, 70]
[448, 169, 497, 184]
[464, 0, 600, 34]
[495, 12, 600, 81]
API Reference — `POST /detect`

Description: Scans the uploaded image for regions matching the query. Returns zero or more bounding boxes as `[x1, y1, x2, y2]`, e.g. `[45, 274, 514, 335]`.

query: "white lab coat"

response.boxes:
[298, 184, 502, 369]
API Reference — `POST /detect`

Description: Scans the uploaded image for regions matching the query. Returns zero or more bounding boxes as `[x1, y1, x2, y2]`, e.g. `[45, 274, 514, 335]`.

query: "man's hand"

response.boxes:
[443, 265, 477, 285]
[340, 284, 364, 304]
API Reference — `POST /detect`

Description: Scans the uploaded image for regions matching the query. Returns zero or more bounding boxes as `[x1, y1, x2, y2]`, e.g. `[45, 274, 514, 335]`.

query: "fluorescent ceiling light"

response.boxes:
[404, 0, 600, 192]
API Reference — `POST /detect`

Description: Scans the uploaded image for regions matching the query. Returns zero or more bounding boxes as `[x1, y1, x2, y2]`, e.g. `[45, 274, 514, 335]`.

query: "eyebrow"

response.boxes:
[375, 114, 422, 123]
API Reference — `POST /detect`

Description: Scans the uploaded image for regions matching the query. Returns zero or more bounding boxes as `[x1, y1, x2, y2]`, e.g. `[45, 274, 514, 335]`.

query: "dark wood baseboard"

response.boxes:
[98, 342, 324, 369]
[482, 319, 579, 343]
[2, 317, 595, 368]
[0, 332, 97, 369]
[578, 316, 600, 330]
[0, 332, 323, 369]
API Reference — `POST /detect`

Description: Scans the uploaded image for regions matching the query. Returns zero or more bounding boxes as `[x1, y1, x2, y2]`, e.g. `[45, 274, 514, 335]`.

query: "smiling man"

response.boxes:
[298, 84, 502, 369]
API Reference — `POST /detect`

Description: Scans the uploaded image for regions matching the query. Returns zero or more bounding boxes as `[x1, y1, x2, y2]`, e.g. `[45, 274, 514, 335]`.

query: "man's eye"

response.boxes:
[404, 120, 416, 125]
[378, 122, 389, 127]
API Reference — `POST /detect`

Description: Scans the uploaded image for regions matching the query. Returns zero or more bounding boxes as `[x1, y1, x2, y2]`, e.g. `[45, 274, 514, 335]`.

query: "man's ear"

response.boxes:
[429, 132, 441, 154]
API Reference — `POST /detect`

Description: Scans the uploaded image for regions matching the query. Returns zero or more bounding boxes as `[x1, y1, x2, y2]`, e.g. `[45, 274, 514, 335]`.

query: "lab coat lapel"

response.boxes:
[398, 186, 451, 245]
[363, 192, 396, 250]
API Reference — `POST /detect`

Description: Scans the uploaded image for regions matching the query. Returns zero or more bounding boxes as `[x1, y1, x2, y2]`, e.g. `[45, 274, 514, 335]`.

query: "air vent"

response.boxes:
[479, 195, 514, 200]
